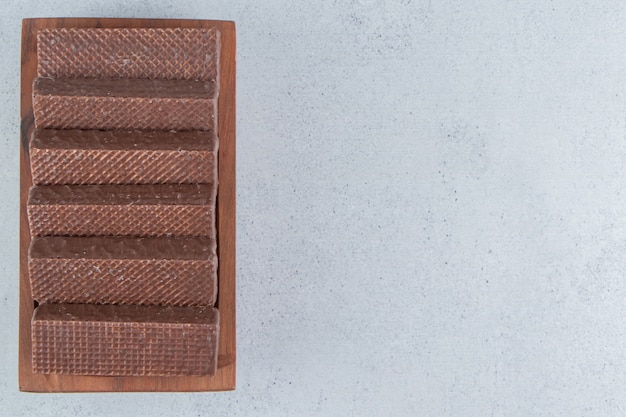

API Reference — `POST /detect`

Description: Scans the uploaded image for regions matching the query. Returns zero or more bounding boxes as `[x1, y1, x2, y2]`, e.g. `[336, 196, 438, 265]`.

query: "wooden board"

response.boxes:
[19, 18, 236, 392]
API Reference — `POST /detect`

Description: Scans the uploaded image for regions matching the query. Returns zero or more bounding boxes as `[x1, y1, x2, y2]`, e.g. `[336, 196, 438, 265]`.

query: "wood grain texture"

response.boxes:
[19, 18, 236, 392]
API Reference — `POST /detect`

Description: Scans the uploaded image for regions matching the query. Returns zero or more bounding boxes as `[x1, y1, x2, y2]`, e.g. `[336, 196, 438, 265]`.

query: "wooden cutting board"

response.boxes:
[19, 18, 236, 392]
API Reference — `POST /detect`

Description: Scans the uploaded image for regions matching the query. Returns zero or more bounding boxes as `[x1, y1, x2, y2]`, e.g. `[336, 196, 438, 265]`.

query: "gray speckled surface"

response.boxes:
[3, 1, 626, 416]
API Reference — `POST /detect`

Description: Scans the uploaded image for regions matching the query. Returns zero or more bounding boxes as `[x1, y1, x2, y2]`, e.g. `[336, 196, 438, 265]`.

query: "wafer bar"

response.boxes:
[37, 27, 220, 81]
[27, 184, 216, 237]
[32, 303, 220, 376]
[33, 77, 217, 131]
[29, 236, 217, 306]
[30, 129, 218, 185]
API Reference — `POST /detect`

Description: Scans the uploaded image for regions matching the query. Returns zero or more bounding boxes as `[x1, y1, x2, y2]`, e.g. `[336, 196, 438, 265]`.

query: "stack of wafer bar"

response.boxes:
[27, 27, 221, 377]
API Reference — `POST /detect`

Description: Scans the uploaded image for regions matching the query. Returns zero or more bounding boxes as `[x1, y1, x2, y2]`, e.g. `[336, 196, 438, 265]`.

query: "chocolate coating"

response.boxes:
[28, 184, 214, 205]
[37, 27, 220, 82]
[30, 236, 216, 260]
[31, 129, 217, 151]
[33, 78, 217, 131]
[27, 184, 216, 237]
[34, 77, 217, 99]
[32, 303, 220, 376]
[29, 129, 218, 186]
